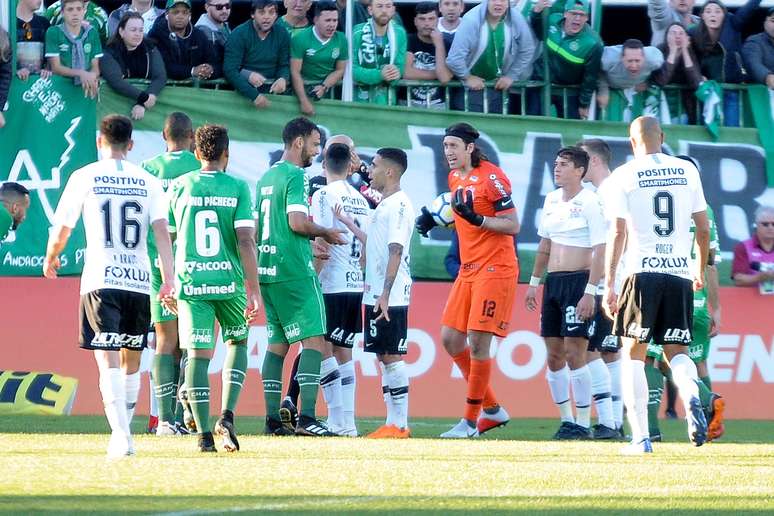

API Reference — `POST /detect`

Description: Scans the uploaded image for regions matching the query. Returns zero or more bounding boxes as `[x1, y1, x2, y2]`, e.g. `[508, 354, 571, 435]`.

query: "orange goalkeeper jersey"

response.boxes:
[448, 161, 518, 280]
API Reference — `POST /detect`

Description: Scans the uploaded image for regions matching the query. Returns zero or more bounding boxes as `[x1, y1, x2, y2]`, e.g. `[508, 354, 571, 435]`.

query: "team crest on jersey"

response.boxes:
[569, 41, 579, 51]
[84, 43, 92, 53]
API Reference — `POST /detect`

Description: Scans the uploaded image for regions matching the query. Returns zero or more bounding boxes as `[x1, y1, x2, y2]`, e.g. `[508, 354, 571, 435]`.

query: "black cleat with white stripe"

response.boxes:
[295, 415, 335, 437]
[214, 412, 240, 452]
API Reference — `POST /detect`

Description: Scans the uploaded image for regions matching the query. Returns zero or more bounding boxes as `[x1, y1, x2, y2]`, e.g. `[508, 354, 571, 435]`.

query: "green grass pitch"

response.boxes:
[2, 415, 773, 514]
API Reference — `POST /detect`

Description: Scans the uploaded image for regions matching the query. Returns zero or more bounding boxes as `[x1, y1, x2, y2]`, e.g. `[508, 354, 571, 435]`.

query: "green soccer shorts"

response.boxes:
[177, 296, 248, 350]
[260, 276, 326, 345]
[150, 270, 177, 324]
[687, 309, 712, 364]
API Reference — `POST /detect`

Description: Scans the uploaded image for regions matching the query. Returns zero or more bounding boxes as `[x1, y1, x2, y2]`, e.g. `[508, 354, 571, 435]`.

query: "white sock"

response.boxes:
[124, 371, 141, 427]
[588, 358, 615, 429]
[338, 360, 356, 431]
[546, 365, 574, 423]
[319, 357, 343, 428]
[622, 359, 649, 442]
[148, 374, 158, 418]
[570, 365, 592, 429]
[99, 367, 129, 437]
[379, 362, 395, 426]
[384, 361, 409, 430]
[606, 359, 624, 429]
[669, 353, 700, 415]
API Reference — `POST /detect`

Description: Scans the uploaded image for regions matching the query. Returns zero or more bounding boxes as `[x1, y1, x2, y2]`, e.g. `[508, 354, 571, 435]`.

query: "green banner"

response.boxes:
[0, 76, 97, 275]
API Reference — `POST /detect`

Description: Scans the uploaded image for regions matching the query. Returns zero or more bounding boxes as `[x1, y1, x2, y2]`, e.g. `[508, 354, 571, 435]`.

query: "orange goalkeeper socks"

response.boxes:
[452, 350, 498, 410]
[464, 358, 492, 423]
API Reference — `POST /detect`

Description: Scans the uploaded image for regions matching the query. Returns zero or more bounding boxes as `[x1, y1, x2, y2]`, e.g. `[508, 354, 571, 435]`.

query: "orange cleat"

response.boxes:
[707, 394, 725, 441]
[394, 426, 411, 439]
[366, 424, 398, 439]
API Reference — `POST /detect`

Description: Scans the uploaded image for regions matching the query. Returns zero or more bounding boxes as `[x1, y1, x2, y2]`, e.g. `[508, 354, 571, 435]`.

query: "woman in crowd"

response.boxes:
[101, 12, 167, 120]
[653, 22, 702, 124]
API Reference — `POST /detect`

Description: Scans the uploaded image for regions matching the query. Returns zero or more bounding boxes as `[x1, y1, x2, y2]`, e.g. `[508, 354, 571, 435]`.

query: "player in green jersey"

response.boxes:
[0, 183, 31, 245]
[167, 124, 261, 452]
[141, 112, 201, 436]
[256, 117, 346, 436]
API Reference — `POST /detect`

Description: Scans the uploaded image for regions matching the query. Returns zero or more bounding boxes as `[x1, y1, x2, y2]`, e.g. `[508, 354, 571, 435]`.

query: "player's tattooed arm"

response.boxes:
[375, 243, 403, 322]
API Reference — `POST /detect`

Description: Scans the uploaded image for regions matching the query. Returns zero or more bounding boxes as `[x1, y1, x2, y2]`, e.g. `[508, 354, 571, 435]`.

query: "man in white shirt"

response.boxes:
[437, 0, 463, 35]
[604, 116, 710, 454]
[43, 114, 175, 458]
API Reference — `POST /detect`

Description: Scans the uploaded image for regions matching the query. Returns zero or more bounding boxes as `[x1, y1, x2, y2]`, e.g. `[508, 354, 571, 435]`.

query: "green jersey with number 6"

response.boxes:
[168, 170, 255, 300]
[256, 160, 316, 284]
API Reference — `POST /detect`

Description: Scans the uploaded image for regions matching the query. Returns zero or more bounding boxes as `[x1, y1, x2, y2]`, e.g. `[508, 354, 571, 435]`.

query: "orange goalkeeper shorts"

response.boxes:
[441, 275, 517, 337]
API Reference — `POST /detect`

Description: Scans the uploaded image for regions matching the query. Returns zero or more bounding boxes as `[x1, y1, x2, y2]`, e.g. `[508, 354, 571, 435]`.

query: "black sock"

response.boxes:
[286, 353, 301, 405]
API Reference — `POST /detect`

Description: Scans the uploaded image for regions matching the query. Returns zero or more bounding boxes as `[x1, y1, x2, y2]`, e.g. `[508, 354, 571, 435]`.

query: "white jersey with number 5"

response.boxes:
[53, 159, 167, 295]
[311, 179, 371, 294]
[364, 190, 414, 307]
[607, 152, 707, 281]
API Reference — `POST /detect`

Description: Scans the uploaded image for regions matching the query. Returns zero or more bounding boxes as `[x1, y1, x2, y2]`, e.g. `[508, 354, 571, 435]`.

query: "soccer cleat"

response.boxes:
[214, 417, 240, 452]
[146, 415, 158, 434]
[395, 426, 411, 439]
[175, 422, 191, 435]
[335, 426, 359, 437]
[279, 397, 299, 432]
[620, 438, 654, 455]
[366, 424, 398, 439]
[477, 406, 510, 435]
[552, 421, 578, 440]
[106, 432, 132, 459]
[687, 395, 708, 447]
[295, 415, 335, 437]
[198, 432, 217, 452]
[592, 424, 619, 440]
[570, 423, 592, 440]
[649, 433, 663, 442]
[440, 419, 479, 439]
[707, 394, 726, 441]
[178, 389, 197, 433]
[156, 421, 180, 436]
[264, 417, 294, 436]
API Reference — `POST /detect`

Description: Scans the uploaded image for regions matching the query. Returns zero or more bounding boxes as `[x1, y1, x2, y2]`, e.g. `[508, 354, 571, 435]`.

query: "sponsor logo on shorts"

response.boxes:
[640, 256, 689, 269]
[258, 265, 277, 276]
[627, 323, 651, 341]
[91, 332, 144, 348]
[663, 328, 691, 342]
[191, 329, 213, 344]
[223, 326, 248, 340]
[182, 282, 237, 296]
[284, 323, 301, 339]
[184, 260, 233, 273]
[397, 338, 408, 353]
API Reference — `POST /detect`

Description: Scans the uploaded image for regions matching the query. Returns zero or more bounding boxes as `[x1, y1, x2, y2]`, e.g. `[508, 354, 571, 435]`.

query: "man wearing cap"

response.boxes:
[148, 0, 219, 80]
[107, 0, 164, 36]
[223, 0, 290, 109]
[531, 0, 602, 120]
[647, 0, 699, 47]
[742, 7, 774, 90]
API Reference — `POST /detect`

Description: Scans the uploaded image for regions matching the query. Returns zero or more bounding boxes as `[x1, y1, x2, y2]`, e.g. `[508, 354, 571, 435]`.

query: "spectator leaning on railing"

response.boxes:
[0, 28, 10, 129]
[46, 0, 108, 42]
[224, 0, 290, 109]
[403, 2, 453, 109]
[195, 0, 232, 66]
[438, 0, 463, 36]
[689, 0, 762, 128]
[290, 1, 348, 116]
[732, 205, 774, 294]
[447, 0, 535, 114]
[16, 0, 51, 81]
[648, 0, 700, 47]
[148, 0, 219, 81]
[101, 12, 167, 121]
[352, 0, 407, 104]
[741, 7, 774, 90]
[652, 22, 702, 123]
[277, 0, 312, 34]
[597, 39, 664, 120]
[108, 0, 164, 36]
[531, 0, 602, 120]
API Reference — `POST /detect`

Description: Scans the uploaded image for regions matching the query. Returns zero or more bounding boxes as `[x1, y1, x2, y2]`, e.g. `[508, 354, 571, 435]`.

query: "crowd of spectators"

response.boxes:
[1, 0, 773, 123]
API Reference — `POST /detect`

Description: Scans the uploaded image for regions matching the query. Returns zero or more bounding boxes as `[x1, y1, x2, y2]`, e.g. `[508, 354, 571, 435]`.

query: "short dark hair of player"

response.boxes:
[445, 123, 489, 168]
[622, 38, 645, 51]
[556, 146, 589, 178]
[195, 124, 229, 162]
[251, 0, 275, 13]
[0, 182, 30, 202]
[416, 2, 438, 15]
[315, 1, 338, 17]
[325, 143, 351, 176]
[376, 147, 408, 175]
[282, 117, 320, 146]
[165, 112, 194, 143]
[99, 114, 133, 150]
[577, 138, 611, 167]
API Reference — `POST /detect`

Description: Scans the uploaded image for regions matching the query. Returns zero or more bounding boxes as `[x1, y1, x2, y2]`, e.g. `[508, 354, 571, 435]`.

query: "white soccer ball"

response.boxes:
[430, 192, 455, 227]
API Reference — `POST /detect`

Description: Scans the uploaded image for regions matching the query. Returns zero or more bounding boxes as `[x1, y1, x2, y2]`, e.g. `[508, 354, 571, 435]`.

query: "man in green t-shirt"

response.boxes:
[141, 112, 200, 436]
[167, 125, 261, 453]
[277, 0, 312, 34]
[0, 183, 31, 245]
[290, 1, 348, 116]
[45, 0, 102, 98]
[256, 117, 345, 436]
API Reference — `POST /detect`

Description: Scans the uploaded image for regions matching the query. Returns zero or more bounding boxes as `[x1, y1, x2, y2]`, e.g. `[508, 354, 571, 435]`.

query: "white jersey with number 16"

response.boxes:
[606, 152, 707, 281]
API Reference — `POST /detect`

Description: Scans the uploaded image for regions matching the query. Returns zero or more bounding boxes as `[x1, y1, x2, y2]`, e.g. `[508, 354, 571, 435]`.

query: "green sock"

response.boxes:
[697, 376, 713, 409]
[297, 348, 322, 418]
[174, 351, 187, 425]
[645, 362, 664, 436]
[222, 344, 247, 413]
[152, 353, 176, 423]
[186, 356, 211, 433]
[262, 351, 285, 419]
